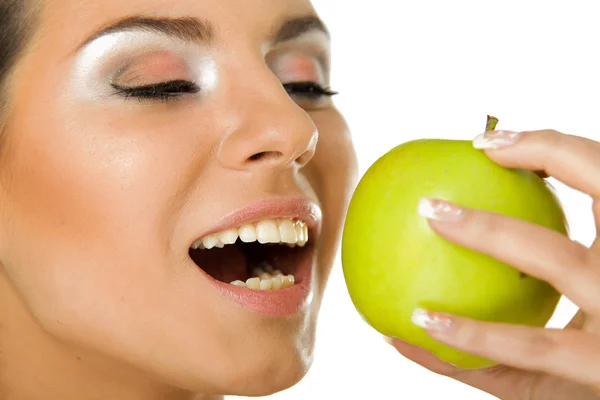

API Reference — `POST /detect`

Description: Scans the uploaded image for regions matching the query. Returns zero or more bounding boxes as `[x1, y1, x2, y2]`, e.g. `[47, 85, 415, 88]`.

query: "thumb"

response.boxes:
[385, 337, 536, 399]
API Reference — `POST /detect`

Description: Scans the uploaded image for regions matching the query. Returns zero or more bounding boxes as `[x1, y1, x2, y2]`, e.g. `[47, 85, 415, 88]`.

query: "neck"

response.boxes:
[0, 273, 223, 400]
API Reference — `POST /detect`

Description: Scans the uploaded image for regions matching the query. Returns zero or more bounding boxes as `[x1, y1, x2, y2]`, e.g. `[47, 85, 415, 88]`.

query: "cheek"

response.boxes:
[0, 78, 209, 332]
[309, 108, 358, 210]
[306, 108, 358, 279]
[2, 112, 144, 308]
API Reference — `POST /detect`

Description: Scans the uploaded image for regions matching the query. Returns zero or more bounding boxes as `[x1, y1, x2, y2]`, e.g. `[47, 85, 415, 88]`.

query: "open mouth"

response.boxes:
[189, 218, 311, 291]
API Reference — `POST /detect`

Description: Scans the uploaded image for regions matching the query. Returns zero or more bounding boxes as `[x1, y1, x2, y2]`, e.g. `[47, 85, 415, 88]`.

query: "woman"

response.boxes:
[0, 0, 598, 399]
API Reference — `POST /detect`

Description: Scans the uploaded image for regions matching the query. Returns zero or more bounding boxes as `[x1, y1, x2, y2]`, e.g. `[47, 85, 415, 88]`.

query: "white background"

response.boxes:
[241, 1, 599, 399]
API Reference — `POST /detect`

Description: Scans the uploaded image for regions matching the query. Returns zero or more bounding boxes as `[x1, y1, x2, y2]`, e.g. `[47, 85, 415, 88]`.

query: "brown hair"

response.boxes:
[0, 0, 37, 122]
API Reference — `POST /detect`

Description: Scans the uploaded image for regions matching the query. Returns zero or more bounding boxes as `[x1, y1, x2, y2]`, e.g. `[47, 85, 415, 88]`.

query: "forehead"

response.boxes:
[41, 0, 318, 50]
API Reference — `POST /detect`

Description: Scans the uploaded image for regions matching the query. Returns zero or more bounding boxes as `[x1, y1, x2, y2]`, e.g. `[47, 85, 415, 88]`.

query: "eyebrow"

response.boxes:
[78, 14, 329, 50]
[81, 16, 215, 47]
[273, 15, 330, 43]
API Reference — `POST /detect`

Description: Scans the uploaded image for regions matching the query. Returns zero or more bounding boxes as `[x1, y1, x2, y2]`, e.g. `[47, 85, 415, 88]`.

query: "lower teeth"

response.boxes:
[229, 263, 295, 290]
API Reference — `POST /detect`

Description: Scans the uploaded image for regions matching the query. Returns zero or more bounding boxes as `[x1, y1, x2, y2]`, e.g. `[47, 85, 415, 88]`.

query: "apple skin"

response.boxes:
[341, 139, 568, 369]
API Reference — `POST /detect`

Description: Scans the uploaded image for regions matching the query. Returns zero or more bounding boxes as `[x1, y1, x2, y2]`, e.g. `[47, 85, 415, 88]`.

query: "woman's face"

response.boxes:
[0, 0, 357, 397]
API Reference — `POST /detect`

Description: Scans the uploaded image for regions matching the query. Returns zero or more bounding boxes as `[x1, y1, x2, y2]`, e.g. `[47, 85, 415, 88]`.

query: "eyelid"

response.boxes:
[112, 80, 199, 90]
[113, 52, 193, 87]
[70, 30, 219, 101]
[266, 30, 331, 71]
[268, 51, 329, 87]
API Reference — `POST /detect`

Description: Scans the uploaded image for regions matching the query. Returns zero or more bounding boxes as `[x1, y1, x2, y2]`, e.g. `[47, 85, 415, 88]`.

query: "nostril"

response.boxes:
[247, 151, 284, 162]
[249, 152, 265, 161]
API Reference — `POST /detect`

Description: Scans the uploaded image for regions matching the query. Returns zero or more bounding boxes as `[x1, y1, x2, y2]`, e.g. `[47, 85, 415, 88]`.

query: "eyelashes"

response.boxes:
[111, 80, 337, 103]
[283, 82, 338, 98]
[111, 80, 200, 102]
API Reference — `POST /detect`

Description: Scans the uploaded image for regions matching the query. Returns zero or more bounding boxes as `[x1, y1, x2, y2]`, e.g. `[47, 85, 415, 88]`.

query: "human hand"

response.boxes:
[387, 129, 600, 399]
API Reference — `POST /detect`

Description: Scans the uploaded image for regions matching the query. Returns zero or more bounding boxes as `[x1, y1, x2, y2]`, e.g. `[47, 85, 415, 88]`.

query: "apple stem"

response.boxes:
[486, 115, 499, 132]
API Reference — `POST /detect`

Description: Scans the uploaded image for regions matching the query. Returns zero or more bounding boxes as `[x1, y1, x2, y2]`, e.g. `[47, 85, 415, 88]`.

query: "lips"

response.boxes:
[188, 197, 322, 317]
[191, 197, 322, 242]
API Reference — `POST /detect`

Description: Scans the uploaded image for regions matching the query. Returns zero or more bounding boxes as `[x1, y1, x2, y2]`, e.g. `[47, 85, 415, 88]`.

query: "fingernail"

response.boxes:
[417, 198, 464, 222]
[473, 130, 522, 149]
[383, 336, 395, 345]
[411, 308, 453, 333]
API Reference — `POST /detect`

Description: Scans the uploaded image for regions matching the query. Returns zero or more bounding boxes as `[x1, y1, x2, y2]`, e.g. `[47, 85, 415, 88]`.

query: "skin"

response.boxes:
[389, 130, 600, 399]
[0, 0, 358, 399]
[1, 1, 598, 399]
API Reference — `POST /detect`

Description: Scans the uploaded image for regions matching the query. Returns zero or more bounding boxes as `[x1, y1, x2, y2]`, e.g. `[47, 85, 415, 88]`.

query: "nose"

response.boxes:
[217, 76, 318, 172]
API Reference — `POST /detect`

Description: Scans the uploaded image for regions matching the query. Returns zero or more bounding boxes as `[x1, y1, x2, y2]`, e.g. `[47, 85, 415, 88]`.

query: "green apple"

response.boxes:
[341, 117, 568, 369]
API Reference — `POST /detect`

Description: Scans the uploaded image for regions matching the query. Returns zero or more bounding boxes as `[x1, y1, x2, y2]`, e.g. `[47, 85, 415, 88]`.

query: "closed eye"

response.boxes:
[283, 82, 338, 98]
[111, 80, 200, 102]
[110, 80, 335, 104]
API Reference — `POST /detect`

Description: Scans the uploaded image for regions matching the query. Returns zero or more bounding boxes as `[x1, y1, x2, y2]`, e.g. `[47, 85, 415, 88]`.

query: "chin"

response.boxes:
[188, 330, 316, 398]
[227, 352, 313, 397]
[221, 297, 321, 397]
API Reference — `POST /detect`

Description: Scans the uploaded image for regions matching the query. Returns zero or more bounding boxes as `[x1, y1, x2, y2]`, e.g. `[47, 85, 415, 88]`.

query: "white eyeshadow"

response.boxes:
[69, 30, 219, 101]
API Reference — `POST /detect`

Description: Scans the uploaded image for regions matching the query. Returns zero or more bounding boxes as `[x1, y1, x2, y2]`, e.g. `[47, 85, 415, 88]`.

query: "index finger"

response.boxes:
[473, 129, 600, 198]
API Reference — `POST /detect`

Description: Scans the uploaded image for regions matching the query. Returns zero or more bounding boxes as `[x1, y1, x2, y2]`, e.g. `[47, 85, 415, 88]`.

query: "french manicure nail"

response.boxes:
[472, 130, 522, 149]
[417, 198, 464, 222]
[411, 308, 453, 333]
[383, 336, 395, 345]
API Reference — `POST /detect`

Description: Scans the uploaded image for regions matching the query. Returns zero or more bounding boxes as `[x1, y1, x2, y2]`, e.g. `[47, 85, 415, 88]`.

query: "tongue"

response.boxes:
[192, 245, 247, 283]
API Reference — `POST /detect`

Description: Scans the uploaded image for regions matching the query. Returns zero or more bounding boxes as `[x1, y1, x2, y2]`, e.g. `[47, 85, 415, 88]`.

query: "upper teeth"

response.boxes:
[191, 218, 308, 250]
